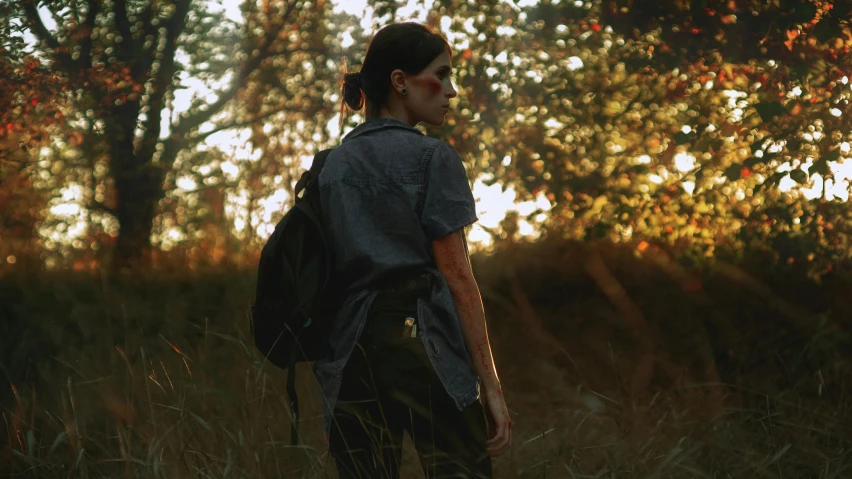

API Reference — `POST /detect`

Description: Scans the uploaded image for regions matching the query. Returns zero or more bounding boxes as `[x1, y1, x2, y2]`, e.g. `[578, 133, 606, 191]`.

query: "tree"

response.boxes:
[205, 3, 356, 250]
[8, 0, 852, 277]
[418, 1, 710, 245]
[12, 0, 336, 270]
[0, 7, 65, 266]
[405, 0, 852, 277]
[0, 4, 64, 182]
[598, 0, 852, 273]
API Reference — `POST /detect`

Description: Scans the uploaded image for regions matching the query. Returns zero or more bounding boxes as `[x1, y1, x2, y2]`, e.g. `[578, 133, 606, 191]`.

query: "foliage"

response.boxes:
[2, 0, 852, 279]
[596, 0, 852, 274]
[0, 4, 65, 159]
[3, 0, 347, 269]
[0, 6, 65, 255]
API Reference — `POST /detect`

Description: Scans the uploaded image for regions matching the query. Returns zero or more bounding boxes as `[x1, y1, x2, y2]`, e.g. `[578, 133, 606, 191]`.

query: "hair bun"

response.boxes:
[343, 71, 365, 111]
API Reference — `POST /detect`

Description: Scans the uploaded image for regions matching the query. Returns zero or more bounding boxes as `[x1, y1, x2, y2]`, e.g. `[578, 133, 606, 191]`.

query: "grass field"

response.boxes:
[2, 240, 851, 478]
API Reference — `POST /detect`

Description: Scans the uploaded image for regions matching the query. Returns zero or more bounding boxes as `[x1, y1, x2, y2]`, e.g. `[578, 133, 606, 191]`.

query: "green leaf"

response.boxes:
[724, 163, 742, 181]
[744, 156, 761, 168]
[810, 158, 830, 176]
[190, 412, 213, 431]
[709, 138, 726, 152]
[754, 101, 788, 123]
[792, 3, 818, 23]
[49, 432, 67, 454]
[791, 60, 811, 81]
[811, 149, 840, 176]
[823, 148, 842, 164]
[673, 130, 694, 145]
[812, 17, 842, 43]
[745, 152, 776, 167]
[787, 137, 803, 152]
[790, 169, 808, 184]
[833, 2, 852, 18]
[767, 171, 787, 186]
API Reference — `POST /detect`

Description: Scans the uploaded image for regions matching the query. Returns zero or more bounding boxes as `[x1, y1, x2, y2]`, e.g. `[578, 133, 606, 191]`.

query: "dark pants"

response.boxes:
[329, 290, 492, 479]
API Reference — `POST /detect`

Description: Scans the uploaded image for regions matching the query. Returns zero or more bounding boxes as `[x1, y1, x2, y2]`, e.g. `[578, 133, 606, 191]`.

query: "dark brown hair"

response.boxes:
[340, 23, 452, 127]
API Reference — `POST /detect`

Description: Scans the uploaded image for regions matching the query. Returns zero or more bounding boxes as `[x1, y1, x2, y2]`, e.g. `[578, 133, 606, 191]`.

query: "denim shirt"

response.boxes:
[313, 118, 481, 437]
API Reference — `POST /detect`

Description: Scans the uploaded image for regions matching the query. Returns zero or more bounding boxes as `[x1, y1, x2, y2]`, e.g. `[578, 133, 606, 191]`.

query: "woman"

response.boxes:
[313, 22, 511, 478]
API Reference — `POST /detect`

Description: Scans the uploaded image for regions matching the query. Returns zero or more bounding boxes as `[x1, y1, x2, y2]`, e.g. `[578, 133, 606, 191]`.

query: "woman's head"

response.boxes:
[340, 23, 457, 128]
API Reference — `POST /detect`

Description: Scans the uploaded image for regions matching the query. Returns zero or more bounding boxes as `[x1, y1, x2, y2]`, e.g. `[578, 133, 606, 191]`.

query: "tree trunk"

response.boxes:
[107, 104, 164, 272]
[113, 166, 163, 271]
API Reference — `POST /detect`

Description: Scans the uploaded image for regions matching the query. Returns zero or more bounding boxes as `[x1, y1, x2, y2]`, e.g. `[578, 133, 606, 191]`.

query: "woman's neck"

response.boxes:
[365, 102, 416, 127]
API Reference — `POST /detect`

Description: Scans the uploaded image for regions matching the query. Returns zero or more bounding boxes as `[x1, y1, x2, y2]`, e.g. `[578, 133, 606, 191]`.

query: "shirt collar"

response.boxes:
[342, 117, 425, 142]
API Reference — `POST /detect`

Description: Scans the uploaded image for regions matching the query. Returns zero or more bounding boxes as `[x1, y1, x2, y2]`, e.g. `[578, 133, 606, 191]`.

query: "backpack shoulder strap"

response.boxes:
[311, 148, 334, 175]
[295, 148, 334, 198]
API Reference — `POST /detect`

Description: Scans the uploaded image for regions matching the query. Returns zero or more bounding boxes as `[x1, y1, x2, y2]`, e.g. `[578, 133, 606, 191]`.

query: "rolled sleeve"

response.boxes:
[420, 142, 479, 240]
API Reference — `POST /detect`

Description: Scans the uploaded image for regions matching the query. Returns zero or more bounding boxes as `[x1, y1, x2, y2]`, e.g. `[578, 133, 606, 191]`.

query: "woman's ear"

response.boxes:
[390, 69, 407, 95]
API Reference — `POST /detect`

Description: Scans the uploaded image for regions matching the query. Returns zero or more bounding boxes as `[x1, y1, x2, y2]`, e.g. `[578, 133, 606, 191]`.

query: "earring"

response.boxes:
[401, 88, 408, 96]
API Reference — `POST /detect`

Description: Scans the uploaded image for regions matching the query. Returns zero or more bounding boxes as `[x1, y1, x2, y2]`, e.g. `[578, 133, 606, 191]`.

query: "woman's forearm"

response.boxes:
[446, 276, 501, 391]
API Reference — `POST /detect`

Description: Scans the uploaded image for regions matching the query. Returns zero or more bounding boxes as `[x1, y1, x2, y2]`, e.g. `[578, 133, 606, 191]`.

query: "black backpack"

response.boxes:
[250, 148, 339, 444]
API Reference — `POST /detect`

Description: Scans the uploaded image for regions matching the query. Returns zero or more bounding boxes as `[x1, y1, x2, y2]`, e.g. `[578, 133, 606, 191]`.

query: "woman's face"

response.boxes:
[403, 50, 457, 126]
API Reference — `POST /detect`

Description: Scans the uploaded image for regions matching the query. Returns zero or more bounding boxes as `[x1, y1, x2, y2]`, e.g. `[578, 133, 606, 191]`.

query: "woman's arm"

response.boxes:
[432, 229, 499, 390]
[432, 228, 512, 456]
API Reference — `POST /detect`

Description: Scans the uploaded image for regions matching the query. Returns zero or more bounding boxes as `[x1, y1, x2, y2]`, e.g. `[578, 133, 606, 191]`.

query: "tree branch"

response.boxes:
[88, 199, 117, 217]
[22, 1, 59, 50]
[78, 0, 101, 71]
[22, 0, 98, 76]
[47, 6, 66, 33]
[137, 0, 191, 163]
[172, 0, 299, 138]
[137, 0, 159, 46]
[187, 104, 296, 143]
[113, 0, 136, 63]
[80, 103, 116, 218]
[134, 0, 158, 74]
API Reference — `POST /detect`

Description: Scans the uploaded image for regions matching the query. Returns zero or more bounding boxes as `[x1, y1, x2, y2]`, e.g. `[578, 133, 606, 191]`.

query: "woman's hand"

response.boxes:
[481, 382, 512, 456]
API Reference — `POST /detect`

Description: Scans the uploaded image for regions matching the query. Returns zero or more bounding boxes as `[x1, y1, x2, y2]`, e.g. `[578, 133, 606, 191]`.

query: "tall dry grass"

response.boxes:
[2, 238, 851, 478]
[1, 270, 334, 478]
